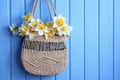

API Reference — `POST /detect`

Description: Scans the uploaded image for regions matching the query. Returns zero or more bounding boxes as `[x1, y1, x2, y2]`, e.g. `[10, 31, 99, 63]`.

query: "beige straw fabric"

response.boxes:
[21, 36, 68, 76]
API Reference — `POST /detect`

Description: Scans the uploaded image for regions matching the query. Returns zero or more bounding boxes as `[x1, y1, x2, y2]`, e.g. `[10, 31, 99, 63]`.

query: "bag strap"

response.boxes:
[32, 0, 38, 16]
[31, 0, 57, 20]
[46, 0, 57, 20]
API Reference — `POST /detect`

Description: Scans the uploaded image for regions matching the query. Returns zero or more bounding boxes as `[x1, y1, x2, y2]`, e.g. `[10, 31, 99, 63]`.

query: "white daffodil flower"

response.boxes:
[46, 22, 53, 30]
[29, 18, 40, 29]
[23, 13, 33, 22]
[57, 24, 73, 36]
[18, 24, 29, 36]
[68, 26, 73, 32]
[9, 24, 17, 35]
[35, 22, 48, 36]
[57, 24, 68, 36]
[26, 28, 37, 39]
[65, 27, 72, 38]
[53, 15, 66, 28]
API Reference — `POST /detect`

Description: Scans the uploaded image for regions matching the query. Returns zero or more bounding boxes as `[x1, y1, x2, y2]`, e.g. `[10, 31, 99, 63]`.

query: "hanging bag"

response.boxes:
[21, 0, 67, 76]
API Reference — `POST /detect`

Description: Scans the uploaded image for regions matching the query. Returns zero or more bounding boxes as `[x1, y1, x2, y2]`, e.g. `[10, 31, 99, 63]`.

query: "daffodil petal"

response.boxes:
[38, 31, 44, 35]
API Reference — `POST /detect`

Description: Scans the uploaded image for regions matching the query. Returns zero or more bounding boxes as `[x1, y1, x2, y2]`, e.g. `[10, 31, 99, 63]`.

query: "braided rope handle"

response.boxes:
[32, 0, 38, 16]
[32, 0, 57, 20]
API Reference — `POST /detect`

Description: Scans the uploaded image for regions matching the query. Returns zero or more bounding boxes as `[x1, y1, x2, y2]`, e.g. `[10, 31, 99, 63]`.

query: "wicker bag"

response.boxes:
[21, 0, 68, 76]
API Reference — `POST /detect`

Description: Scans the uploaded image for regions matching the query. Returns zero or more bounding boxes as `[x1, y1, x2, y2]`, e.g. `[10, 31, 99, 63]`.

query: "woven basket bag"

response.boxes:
[21, 0, 68, 76]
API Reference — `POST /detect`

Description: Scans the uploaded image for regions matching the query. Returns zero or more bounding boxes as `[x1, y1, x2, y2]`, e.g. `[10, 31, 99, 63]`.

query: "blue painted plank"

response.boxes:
[100, 0, 113, 80]
[40, 0, 55, 80]
[0, 0, 11, 80]
[56, 0, 70, 80]
[71, 0, 84, 80]
[25, 0, 41, 80]
[41, 0, 51, 22]
[11, 0, 26, 80]
[114, 0, 120, 80]
[36, 0, 41, 18]
[25, 0, 34, 15]
[26, 74, 40, 80]
[85, 0, 99, 80]
[1, 0, 120, 80]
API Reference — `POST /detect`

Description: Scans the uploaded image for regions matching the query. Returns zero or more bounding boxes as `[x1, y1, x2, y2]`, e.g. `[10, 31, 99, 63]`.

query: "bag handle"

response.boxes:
[46, 0, 57, 20]
[32, 0, 38, 16]
[31, 0, 57, 20]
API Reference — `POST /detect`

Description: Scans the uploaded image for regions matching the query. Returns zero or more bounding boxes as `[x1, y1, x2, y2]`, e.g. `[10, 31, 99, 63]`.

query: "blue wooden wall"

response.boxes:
[0, 0, 120, 80]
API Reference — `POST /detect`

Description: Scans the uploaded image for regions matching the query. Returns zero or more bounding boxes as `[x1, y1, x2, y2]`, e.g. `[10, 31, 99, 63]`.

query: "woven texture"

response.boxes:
[21, 36, 67, 76]
[25, 36, 65, 42]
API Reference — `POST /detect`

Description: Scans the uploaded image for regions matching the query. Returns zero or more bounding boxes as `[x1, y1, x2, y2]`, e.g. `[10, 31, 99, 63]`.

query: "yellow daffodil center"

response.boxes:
[19, 25, 29, 34]
[60, 26, 67, 32]
[32, 21, 39, 27]
[48, 30, 53, 36]
[46, 22, 53, 29]
[39, 23, 46, 30]
[65, 34, 69, 38]
[56, 18, 64, 26]
[24, 14, 32, 22]
[53, 28, 58, 34]
[44, 30, 53, 39]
